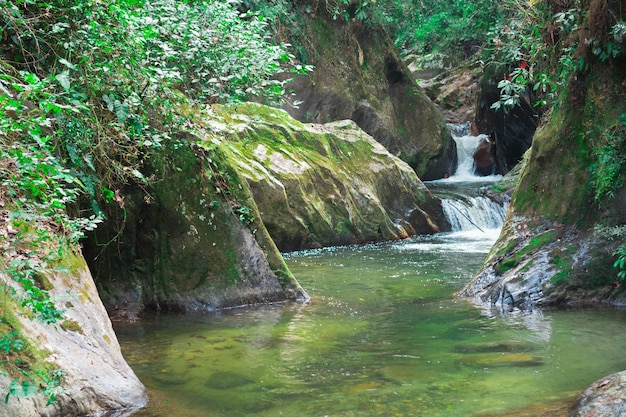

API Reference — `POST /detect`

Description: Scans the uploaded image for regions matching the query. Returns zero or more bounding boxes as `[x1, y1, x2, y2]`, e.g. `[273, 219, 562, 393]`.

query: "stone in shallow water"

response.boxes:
[206, 371, 254, 390]
[453, 341, 538, 354]
[151, 373, 189, 387]
[456, 352, 545, 368]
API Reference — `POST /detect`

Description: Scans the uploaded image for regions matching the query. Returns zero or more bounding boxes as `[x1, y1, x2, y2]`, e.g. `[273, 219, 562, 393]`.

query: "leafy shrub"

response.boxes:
[373, 0, 508, 63]
[486, 1, 581, 112]
[614, 244, 626, 282]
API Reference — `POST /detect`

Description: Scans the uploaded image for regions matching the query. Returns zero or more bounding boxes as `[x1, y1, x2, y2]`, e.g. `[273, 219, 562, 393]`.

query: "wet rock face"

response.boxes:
[210, 103, 447, 252]
[459, 214, 626, 313]
[568, 371, 626, 417]
[0, 262, 147, 417]
[473, 137, 497, 176]
[281, 9, 457, 180]
[475, 80, 538, 174]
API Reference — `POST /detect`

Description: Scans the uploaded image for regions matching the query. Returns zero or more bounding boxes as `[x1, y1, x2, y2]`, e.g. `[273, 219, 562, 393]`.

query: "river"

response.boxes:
[115, 127, 626, 417]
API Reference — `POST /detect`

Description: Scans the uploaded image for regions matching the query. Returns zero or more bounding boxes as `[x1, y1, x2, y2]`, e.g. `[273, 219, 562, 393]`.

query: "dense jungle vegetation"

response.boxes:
[1, 0, 625, 404]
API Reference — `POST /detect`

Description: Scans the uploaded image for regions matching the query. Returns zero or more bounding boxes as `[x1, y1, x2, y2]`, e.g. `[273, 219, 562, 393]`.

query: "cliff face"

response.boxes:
[278, 6, 457, 180]
[0, 255, 146, 417]
[461, 0, 626, 311]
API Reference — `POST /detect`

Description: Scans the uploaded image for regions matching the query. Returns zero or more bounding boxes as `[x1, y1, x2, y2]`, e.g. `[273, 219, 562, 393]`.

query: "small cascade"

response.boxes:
[441, 195, 507, 233]
[427, 123, 508, 236]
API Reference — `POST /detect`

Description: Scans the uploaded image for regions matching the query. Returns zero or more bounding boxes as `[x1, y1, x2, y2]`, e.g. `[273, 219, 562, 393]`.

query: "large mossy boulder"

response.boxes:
[82, 134, 308, 318]
[204, 103, 447, 252]
[278, 6, 457, 180]
[0, 255, 147, 416]
[461, 0, 626, 311]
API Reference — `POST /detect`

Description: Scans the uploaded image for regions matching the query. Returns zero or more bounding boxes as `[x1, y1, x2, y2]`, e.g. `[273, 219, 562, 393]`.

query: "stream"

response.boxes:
[116, 127, 626, 417]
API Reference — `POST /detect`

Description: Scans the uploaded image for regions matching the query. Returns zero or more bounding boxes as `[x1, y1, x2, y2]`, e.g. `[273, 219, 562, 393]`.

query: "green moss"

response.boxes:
[60, 319, 84, 334]
[33, 273, 54, 291]
[494, 231, 558, 275]
[549, 245, 576, 284]
[522, 231, 557, 255]
[78, 285, 93, 303]
[496, 239, 519, 257]
[0, 290, 60, 403]
[55, 250, 87, 274]
[495, 258, 519, 275]
[224, 249, 240, 285]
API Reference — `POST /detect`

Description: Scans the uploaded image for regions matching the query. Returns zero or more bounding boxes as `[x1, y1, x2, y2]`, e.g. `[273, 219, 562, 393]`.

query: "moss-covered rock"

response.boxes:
[277, 7, 457, 180]
[82, 132, 308, 317]
[202, 103, 447, 252]
[0, 255, 147, 416]
[461, 0, 626, 310]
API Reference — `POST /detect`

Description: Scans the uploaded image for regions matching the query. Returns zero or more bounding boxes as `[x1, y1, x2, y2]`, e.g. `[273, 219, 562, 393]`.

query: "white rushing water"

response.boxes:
[441, 195, 507, 233]
[435, 123, 502, 184]
[424, 123, 508, 246]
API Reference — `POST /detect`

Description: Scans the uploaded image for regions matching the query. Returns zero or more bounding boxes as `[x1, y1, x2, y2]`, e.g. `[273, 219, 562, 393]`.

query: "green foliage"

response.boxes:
[486, 1, 581, 112]
[614, 244, 626, 282]
[0, 331, 24, 355]
[594, 225, 626, 285]
[588, 20, 625, 62]
[373, 0, 508, 63]
[589, 114, 626, 203]
[487, 0, 625, 112]
[235, 205, 256, 225]
[132, 0, 303, 103]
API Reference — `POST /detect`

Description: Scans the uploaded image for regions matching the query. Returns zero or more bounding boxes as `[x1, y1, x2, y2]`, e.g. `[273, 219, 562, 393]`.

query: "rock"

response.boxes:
[462, 1, 626, 308]
[474, 78, 538, 174]
[0, 255, 147, 417]
[207, 103, 448, 252]
[568, 371, 626, 417]
[82, 131, 308, 315]
[460, 215, 626, 313]
[280, 8, 457, 180]
[456, 352, 544, 368]
[417, 63, 482, 124]
[206, 371, 254, 390]
[473, 136, 497, 176]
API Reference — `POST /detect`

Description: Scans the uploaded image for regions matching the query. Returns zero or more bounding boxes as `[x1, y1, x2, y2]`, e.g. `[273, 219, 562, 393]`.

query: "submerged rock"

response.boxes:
[0, 256, 147, 417]
[206, 103, 447, 252]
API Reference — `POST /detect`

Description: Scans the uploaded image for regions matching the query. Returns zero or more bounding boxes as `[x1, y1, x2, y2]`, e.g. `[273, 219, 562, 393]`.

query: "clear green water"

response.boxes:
[116, 234, 626, 417]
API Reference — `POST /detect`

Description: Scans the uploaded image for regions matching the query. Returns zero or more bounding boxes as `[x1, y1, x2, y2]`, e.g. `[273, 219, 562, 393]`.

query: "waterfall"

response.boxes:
[427, 124, 507, 236]
[441, 196, 507, 233]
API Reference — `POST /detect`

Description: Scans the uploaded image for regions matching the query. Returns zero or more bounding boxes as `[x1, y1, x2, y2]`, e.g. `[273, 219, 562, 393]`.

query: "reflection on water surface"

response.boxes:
[116, 235, 626, 417]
